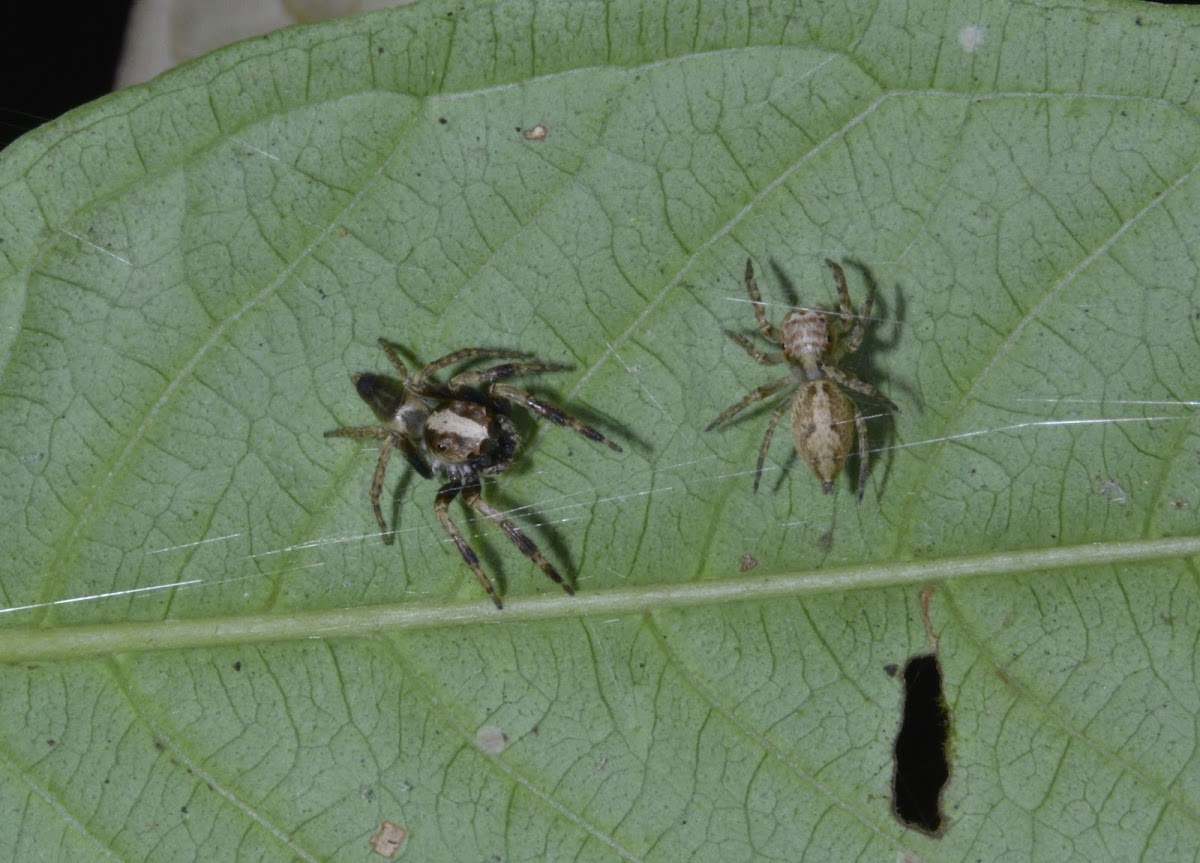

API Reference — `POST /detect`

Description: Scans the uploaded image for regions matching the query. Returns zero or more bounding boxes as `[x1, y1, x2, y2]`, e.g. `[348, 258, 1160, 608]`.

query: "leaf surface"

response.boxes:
[1, 1, 1198, 860]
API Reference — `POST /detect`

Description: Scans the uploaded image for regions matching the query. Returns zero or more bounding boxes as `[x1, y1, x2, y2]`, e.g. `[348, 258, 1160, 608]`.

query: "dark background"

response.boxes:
[1, 1, 135, 150]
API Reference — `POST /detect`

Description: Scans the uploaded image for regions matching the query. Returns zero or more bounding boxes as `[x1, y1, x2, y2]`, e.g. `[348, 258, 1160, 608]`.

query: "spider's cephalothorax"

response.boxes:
[706, 258, 897, 502]
[326, 339, 622, 609]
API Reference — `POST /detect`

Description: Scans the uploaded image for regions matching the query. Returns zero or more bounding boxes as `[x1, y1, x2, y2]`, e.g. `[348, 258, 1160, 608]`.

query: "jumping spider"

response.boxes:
[706, 258, 897, 502]
[326, 339, 622, 608]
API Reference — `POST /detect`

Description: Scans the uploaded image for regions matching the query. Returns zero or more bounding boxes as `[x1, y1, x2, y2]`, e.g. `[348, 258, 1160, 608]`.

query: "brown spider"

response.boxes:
[706, 258, 897, 502]
[326, 338, 622, 608]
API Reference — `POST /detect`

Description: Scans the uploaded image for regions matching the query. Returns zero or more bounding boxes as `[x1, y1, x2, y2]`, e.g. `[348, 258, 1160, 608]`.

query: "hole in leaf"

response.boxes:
[892, 653, 950, 834]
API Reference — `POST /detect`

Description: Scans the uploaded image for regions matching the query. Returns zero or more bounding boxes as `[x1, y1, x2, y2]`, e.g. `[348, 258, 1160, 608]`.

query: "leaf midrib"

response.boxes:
[5, 535, 1197, 662]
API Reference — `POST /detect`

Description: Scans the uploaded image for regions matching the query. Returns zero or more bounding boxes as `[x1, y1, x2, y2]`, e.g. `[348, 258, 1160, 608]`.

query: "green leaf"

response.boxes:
[2, 0, 1199, 860]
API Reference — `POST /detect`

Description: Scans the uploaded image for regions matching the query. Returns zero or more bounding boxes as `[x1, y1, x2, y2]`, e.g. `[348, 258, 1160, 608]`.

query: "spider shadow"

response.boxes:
[840, 257, 912, 501]
[764, 258, 802, 309]
[499, 395, 601, 571]
[595, 409, 651, 457]
[386, 462, 424, 544]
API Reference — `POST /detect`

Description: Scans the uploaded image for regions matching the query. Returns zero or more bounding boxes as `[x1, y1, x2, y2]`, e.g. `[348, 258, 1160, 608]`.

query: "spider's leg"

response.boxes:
[853, 405, 869, 504]
[324, 425, 390, 439]
[744, 258, 781, 343]
[489, 384, 623, 452]
[824, 258, 855, 319]
[704, 376, 793, 431]
[412, 348, 528, 389]
[825, 259, 873, 353]
[846, 294, 876, 354]
[753, 396, 791, 492]
[460, 480, 573, 597]
[367, 435, 397, 543]
[376, 337, 410, 379]
[725, 331, 785, 365]
[325, 426, 400, 542]
[823, 366, 898, 411]
[447, 360, 570, 391]
[434, 480, 504, 609]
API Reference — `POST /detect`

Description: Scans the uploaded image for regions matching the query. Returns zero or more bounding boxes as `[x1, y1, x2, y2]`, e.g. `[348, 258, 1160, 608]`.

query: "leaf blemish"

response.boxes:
[475, 724, 509, 755]
[1095, 475, 1127, 504]
[369, 820, 408, 858]
[958, 24, 985, 52]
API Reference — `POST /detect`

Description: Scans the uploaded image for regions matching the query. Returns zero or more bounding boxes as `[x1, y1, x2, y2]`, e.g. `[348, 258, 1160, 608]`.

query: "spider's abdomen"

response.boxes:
[425, 400, 518, 474]
[791, 381, 855, 493]
[781, 310, 832, 378]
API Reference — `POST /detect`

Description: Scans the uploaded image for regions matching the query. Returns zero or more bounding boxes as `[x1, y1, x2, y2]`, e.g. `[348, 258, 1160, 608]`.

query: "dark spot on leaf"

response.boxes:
[892, 653, 950, 835]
